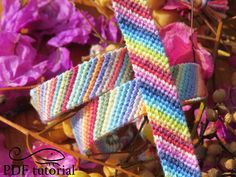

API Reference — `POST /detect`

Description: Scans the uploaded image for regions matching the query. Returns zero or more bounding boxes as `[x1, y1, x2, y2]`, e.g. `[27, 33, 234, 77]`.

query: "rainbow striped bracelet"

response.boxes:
[71, 62, 206, 154]
[112, 0, 201, 176]
[30, 49, 203, 176]
[30, 47, 205, 123]
[30, 50, 203, 176]
[30, 0, 204, 175]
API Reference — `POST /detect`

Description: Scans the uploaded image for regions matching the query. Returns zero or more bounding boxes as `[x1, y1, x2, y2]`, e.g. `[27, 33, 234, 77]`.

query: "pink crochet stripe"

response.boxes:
[89, 100, 98, 146]
[61, 66, 79, 113]
[107, 49, 126, 90]
[116, 0, 152, 20]
[47, 78, 57, 121]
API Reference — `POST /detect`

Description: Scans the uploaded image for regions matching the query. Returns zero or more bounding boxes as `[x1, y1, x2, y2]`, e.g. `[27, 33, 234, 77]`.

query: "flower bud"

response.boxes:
[63, 119, 75, 139]
[202, 172, 209, 177]
[212, 89, 226, 103]
[224, 113, 232, 124]
[207, 143, 222, 156]
[138, 170, 155, 177]
[204, 123, 216, 137]
[217, 104, 229, 114]
[229, 141, 236, 153]
[225, 159, 236, 170]
[219, 157, 228, 169]
[206, 109, 218, 122]
[207, 168, 221, 177]
[103, 165, 122, 177]
[195, 145, 206, 160]
[89, 173, 104, 177]
[68, 170, 90, 177]
[47, 124, 68, 143]
[205, 155, 216, 166]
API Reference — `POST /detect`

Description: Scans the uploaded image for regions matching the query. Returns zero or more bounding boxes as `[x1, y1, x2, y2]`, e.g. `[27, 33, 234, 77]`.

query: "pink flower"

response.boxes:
[162, 0, 187, 10]
[1, 0, 38, 32]
[0, 32, 72, 88]
[1, 0, 93, 47]
[90, 16, 121, 44]
[160, 22, 214, 79]
[1, 0, 121, 47]
[0, 32, 43, 87]
[0, 32, 72, 114]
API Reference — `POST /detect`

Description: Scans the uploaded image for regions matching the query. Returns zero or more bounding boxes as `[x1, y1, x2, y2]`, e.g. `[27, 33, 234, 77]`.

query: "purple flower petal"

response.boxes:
[0, 32, 41, 87]
[46, 9, 94, 47]
[44, 47, 72, 79]
[1, 0, 38, 32]
[0, 31, 72, 114]
[35, 0, 80, 33]
[89, 16, 121, 44]
[48, 28, 91, 47]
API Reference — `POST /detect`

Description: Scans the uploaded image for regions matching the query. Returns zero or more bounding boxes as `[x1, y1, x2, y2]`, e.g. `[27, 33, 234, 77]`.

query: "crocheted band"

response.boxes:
[71, 63, 206, 154]
[30, 47, 205, 123]
[72, 79, 145, 153]
[30, 0, 203, 175]
[171, 63, 206, 104]
[112, 0, 201, 176]
[30, 48, 134, 122]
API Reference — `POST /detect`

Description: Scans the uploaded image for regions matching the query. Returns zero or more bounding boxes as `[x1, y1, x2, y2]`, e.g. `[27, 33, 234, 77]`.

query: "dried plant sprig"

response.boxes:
[195, 119, 210, 147]
[0, 115, 140, 177]
[191, 102, 206, 139]
[38, 112, 76, 135]
[25, 134, 40, 168]
[0, 77, 45, 91]
[0, 84, 38, 91]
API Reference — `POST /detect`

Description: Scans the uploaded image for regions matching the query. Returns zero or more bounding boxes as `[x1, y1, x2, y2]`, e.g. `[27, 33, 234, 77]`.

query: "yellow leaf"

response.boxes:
[75, 0, 96, 7]
[22, 0, 28, 6]
[0, 0, 2, 18]
[68, 170, 90, 177]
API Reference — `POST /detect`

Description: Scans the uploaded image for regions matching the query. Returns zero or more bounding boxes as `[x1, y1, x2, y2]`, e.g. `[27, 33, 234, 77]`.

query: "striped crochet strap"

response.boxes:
[30, 48, 134, 122]
[72, 80, 145, 153]
[71, 63, 206, 154]
[112, 0, 201, 176]
[171, 63, 206, 104]
[30, 42, 205, 123]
